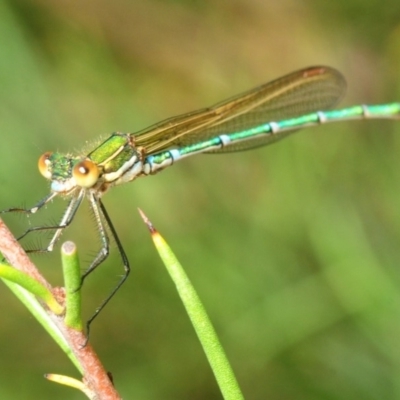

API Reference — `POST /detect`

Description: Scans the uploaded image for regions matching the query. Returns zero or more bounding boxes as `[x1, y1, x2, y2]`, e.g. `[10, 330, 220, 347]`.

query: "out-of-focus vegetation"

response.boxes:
[0, 0, 400, 398]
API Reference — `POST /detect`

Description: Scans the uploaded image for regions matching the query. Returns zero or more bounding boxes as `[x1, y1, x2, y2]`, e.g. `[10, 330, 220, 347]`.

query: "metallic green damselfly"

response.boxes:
[2, 66, 400, 334]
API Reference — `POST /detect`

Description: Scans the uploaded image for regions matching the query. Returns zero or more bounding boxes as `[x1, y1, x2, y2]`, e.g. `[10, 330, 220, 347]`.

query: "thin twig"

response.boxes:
[0, 217, 49, 287]
[0, 218, 121, 400]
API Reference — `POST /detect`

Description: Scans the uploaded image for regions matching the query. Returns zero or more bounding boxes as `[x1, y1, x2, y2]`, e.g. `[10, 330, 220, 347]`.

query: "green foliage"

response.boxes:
[0, 0, 399, 399]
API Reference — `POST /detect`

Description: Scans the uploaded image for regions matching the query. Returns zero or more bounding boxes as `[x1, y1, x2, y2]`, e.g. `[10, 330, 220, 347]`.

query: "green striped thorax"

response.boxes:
[38, 133, 144, 196]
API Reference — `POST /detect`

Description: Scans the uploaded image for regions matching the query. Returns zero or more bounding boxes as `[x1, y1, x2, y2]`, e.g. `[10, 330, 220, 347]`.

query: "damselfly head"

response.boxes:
[38, 151, 101, 194]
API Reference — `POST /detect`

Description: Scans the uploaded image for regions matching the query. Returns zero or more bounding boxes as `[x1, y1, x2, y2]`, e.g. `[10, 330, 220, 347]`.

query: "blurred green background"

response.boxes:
[1, 0, 400, 398]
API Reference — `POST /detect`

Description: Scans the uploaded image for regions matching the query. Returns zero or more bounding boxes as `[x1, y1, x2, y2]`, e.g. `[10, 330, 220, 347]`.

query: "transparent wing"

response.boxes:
[135, 66, 346, 154]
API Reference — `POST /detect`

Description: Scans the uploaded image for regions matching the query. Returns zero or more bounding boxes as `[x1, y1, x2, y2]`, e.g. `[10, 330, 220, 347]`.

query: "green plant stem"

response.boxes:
[61, 241, 83, 331]
[139, 209, 244, 400]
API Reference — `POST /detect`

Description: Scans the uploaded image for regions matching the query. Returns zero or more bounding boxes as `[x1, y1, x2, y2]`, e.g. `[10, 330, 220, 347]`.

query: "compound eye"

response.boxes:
[38, 152, 53, 180]
[72, 159, 100, 188]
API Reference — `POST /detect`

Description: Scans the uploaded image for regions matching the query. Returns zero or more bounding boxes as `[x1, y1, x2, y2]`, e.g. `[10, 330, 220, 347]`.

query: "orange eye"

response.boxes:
[38, 152, 53, 179]
[72, 159, 100, 188]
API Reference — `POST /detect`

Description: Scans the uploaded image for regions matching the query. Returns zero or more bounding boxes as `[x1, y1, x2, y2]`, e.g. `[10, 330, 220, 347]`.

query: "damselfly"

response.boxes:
[2, 66, 399, 333]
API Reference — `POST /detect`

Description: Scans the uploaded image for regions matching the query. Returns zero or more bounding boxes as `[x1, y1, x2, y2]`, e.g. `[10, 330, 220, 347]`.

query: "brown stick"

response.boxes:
[0, 218, 121, 400]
